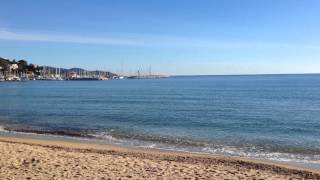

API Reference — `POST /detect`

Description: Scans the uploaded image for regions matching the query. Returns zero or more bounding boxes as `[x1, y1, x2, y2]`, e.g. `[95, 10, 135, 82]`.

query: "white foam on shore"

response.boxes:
[0, 126, 7, 132]
[132, 141, 320, 169]
[1, 127, 319, 169]
[87, 130, 320, 168]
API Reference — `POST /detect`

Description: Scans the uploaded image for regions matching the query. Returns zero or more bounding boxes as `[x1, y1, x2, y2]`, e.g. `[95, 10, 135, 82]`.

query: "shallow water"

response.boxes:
[0, 75, 320, 168]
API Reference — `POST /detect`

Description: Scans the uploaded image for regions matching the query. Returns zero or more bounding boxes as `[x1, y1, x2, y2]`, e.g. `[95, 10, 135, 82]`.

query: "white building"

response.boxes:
[10, 64, 19, 71]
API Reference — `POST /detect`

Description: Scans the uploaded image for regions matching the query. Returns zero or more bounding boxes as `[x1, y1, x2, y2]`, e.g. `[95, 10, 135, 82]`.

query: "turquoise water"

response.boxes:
[0, 75, 320, 167]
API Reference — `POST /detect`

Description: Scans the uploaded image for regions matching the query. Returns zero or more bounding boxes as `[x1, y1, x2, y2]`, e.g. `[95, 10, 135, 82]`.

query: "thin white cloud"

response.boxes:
[0, 29, 146, 46]
[0, 29, 248, 48]
[0, 29, 319, 49]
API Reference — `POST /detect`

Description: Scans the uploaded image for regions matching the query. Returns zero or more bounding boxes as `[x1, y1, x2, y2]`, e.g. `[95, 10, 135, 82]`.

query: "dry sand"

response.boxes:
[0, 136, 319, 179]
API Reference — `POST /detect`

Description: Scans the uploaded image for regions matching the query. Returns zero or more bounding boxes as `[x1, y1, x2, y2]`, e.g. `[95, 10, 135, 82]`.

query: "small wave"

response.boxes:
[200, 145, 320, 165]
[0, 125, 8, 132]
[88, 131, 125, 142]
[86, 129, 320, 166]
[131, 141, 320, 168]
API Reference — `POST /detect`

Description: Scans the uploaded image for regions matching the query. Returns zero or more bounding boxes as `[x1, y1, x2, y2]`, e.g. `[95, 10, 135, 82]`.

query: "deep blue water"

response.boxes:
[0, 75, 320, 166]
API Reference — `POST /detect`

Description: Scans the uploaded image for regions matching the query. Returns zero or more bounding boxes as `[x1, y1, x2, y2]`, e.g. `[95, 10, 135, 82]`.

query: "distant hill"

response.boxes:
[68, 68, 86, 72]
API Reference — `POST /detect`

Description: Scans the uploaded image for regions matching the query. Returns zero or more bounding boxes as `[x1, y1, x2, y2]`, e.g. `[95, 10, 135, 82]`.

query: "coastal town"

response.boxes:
[0, 57, 168, 81]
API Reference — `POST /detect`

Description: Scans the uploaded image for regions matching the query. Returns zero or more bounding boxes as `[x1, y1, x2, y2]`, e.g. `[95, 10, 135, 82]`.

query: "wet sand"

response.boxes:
[0, 136, 319, 179]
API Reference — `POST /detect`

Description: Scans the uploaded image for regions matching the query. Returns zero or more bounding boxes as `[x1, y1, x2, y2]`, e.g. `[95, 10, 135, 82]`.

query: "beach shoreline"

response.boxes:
[0, 135, 319, 179]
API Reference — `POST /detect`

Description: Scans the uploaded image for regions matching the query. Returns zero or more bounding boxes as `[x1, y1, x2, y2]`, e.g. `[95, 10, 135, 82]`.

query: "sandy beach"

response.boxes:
[0, 136, 319, 179]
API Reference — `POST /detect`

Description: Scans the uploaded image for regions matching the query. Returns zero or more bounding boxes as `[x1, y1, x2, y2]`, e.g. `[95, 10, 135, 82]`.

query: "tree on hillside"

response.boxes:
[17, 60, 28, 72]
[0, 58, 32, 73]
[0, 58, 11, 71]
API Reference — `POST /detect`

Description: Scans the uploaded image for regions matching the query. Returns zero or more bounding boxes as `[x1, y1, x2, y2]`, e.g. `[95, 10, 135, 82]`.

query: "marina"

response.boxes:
[0, 58, 168, 82]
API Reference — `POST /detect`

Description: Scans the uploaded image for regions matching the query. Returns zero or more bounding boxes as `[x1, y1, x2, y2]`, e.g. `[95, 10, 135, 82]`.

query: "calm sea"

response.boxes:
[0, 75, 320, 168]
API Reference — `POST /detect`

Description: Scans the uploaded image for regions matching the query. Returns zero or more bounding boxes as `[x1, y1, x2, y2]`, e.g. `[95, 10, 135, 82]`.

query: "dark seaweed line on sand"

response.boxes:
[3, 127, 95, 138]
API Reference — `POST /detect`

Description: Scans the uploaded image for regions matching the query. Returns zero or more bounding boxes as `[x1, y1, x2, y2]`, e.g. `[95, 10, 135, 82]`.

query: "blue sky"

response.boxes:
[0, 0, 320, 75]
